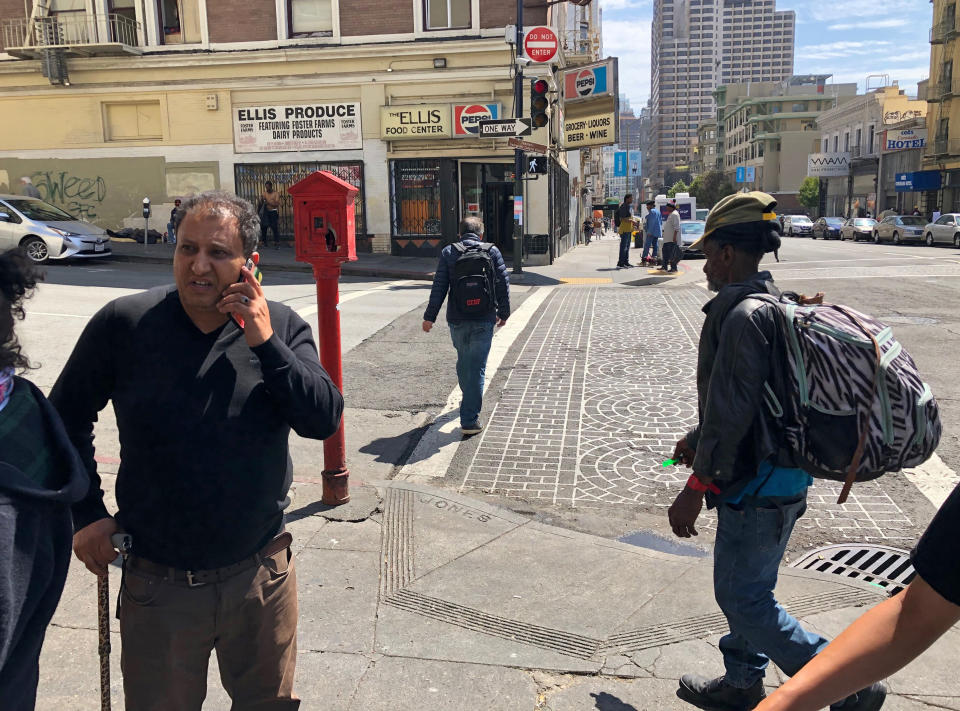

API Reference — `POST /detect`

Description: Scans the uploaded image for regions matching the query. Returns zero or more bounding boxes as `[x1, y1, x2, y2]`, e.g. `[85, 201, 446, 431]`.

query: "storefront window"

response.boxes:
[461, 163, 483, 220]
[390, 159, 443, 236]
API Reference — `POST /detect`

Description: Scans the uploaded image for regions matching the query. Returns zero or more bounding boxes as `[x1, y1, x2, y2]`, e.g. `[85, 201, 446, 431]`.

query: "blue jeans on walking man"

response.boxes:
[713, 493, 828, 688]
[449, 320, 495, 427]
[618, 233, 632, 266]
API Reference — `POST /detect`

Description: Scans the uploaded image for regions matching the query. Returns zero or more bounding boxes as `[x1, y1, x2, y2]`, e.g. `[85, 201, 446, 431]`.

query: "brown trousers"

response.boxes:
[119, 548, 299, 711]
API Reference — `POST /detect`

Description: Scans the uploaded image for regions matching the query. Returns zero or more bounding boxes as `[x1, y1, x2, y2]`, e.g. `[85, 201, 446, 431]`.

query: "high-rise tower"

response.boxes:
[650, 0, 796, 186]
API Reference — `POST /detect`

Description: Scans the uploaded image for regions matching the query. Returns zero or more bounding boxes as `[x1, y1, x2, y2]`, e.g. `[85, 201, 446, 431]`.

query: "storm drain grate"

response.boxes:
[790, 544, 916, 596]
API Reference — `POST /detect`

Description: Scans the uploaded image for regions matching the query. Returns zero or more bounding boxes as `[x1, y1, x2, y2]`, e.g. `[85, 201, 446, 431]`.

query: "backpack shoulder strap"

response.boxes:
[452, 242, 468, 255]
[478, 242, 495, 253]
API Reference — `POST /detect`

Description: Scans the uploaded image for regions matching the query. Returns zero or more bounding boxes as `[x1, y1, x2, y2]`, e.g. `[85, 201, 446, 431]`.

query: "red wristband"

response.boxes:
[686, 474, 721, 494]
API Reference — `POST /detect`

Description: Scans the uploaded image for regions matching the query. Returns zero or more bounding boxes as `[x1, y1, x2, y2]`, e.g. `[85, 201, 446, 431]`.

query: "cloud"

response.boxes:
[827, 18, 909, 31]
[798, 40, 895, 60]
[796, 0, 928, 21]
[601, 18, 652, 109]
[599, 0, 652, 10]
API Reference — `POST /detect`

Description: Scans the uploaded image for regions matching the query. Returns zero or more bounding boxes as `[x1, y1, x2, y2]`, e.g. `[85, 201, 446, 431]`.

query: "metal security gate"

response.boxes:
[389, 158, 458, 256]
[234, 162, 366, 243]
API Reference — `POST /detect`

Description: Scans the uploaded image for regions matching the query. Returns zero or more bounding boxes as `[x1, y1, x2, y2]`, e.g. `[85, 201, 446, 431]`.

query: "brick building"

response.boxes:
[0, 0, 599, 262]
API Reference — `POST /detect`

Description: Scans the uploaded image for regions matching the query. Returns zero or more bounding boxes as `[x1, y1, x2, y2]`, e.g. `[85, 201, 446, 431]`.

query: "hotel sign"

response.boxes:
[884, 129, 927, 152]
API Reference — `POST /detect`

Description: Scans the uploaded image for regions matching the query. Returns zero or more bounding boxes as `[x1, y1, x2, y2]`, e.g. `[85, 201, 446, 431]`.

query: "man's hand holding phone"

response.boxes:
[218, 252, 273, 347]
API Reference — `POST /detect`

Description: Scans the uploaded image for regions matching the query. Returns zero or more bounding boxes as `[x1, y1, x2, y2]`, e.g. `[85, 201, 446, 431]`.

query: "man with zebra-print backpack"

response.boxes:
[665, 192, 889, 711]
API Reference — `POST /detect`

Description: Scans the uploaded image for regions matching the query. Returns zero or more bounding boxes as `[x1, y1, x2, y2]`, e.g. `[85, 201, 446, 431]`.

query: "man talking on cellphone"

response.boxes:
[50, 191, 343, 710]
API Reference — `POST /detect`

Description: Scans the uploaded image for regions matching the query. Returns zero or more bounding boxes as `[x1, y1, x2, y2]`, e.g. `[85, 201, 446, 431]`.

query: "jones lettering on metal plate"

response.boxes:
[234, 103, 362, 153]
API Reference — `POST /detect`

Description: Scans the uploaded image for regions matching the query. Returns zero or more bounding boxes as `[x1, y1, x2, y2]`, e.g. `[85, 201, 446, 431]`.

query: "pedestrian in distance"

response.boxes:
[616, 193, 635, 268]
[19, 176, 41, 199]
[660, 202, 682, 272]
[583, 218, 593, 245]
[641, 199, 662, 266]
[422, 216, 510, 436]
[166, 197, 181, 245]
[912, 206, 921, 216]
[0, 249, 88, 711]
[51, 190, 344, 710]
[667, 191, 887, 711]
[259, 180, 282, 249]
[756, 480, 960, 711]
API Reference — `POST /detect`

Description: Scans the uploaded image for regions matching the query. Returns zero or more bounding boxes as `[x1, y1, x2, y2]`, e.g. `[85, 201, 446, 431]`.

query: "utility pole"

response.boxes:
[512, 0, 524, 274]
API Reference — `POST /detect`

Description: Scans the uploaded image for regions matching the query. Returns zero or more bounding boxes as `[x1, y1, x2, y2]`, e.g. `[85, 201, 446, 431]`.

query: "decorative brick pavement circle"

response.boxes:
[462, 286, 915, 541]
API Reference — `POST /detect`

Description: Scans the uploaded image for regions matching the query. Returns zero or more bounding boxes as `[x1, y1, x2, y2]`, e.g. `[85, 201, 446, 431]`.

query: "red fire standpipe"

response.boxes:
[314, 264, 350, 505]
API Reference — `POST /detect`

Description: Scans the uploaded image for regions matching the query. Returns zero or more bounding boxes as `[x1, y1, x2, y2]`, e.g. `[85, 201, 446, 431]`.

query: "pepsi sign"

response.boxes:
[453, 103, 501, 137]
[562, 59, 616, 103]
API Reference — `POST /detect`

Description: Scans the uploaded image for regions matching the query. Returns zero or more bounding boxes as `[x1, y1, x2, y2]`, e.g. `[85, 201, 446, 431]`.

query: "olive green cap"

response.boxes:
[691, 190, 779, 250]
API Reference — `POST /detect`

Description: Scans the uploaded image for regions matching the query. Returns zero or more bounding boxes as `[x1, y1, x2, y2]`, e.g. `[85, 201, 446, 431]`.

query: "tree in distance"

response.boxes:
[689, 171, 735, 208]
[798, 176, 820, 213]
[667, 180, 689, 198]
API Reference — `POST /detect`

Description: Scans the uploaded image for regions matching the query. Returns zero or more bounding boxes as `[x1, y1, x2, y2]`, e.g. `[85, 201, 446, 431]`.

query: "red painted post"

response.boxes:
[314, 264, 350, 505]
[289, 170, 359, 508]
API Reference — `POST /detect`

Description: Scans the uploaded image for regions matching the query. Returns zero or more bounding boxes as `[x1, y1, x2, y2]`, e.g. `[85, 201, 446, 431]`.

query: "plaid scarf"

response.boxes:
[0, 368, 13, 413]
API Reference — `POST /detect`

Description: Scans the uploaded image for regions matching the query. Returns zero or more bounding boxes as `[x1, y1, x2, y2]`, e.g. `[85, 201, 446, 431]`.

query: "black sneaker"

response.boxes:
[461, 422, 484, 435]
[830, 682, 887, 711]
[678, 674, 766, 711]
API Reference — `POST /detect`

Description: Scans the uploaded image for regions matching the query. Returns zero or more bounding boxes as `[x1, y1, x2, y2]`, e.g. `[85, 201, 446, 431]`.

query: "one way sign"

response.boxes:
[478, 118, 533, 138]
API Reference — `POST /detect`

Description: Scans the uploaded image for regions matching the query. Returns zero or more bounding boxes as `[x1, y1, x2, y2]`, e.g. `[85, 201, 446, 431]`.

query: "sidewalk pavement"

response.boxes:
[106, 232, 699, 287]
[38, 479, 960, 710]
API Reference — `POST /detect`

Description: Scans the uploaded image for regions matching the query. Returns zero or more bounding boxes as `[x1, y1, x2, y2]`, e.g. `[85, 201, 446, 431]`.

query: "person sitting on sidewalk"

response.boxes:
[50, 191, 344, 709]
[756, 481, 960, 711]
[666, 191, 886, 711]
[616, 194, 635, 268]
[422, 216, 510, 436]
[641, 200, 662, 266]
[0, 249, 88, 710]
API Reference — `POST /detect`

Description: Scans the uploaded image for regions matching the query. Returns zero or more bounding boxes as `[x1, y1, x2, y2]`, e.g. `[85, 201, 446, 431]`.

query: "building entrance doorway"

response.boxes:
[460, 161, 515, 254]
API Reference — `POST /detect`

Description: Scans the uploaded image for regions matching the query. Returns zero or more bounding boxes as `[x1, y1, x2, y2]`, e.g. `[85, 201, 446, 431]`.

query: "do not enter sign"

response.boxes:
[523, 26, 559, 63]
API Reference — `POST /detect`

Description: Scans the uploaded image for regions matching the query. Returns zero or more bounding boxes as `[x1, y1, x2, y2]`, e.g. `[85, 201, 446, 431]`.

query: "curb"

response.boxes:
[107, 252, 435, 281]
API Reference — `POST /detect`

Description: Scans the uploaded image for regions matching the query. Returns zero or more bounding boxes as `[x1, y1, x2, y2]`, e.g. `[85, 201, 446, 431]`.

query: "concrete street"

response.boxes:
[22, 233, 960, 709]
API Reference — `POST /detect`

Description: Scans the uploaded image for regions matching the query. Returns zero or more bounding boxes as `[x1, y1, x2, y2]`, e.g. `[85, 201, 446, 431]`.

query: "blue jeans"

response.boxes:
[641, 234, 659, 261]
[618, 234, 632, 265]
[713, 494, 828, 688]
[449, 320, 495, 427]
[166, 221, 176, 244]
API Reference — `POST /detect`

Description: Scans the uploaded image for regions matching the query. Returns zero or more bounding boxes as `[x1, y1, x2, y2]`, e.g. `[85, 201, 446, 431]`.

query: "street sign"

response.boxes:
[479, 118, 533, 137]
[508, 137, 548, 153]
[523, 26, 559, 63]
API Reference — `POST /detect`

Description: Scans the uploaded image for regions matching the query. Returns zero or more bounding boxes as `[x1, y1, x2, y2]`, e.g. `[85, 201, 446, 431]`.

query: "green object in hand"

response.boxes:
[662, 458, 679, 467]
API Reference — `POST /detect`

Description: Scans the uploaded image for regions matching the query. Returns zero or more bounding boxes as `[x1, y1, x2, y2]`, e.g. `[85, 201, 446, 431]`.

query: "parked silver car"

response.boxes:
[680, 220, 706, 254]
[872, 215, 926, 244]
[840, 217, 878, 242]
[783, 215, 813, 236]
[0, 195, 111, 264]
[922, 213, 960, 247]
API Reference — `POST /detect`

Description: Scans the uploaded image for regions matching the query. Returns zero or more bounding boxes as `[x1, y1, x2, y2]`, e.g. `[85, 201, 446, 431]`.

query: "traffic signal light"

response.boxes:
[530, 79, 549, 129]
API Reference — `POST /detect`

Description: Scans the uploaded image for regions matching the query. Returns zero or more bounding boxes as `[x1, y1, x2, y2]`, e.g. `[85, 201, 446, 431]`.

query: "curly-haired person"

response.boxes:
[0, 249, 88, 710]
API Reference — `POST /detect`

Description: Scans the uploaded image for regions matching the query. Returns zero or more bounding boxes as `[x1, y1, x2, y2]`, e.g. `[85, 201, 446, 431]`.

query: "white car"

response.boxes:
[923, 213, 960, 247]
[783, 215, 813, 236]
[0, 195, 111, 264]
[680, 220, 706, 253]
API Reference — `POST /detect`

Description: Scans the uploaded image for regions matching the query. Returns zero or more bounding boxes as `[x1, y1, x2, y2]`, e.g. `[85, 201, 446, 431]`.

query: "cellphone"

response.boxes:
[232, 253, 263, 329]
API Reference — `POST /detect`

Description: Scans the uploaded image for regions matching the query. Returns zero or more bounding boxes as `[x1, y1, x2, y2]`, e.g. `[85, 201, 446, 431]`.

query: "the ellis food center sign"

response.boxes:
[234, 103, 362, 153]
[560, 59, 619, 149]
[380, 103, 501, 139]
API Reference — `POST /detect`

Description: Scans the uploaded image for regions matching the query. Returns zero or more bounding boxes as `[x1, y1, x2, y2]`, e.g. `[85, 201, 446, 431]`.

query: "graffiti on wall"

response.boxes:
[31, 170, 108, 220]
[883, 110, 924, 125]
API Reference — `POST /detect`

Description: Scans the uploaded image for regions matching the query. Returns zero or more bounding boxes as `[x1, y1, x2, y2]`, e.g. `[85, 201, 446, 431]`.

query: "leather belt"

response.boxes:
[127, 531, 293, 588]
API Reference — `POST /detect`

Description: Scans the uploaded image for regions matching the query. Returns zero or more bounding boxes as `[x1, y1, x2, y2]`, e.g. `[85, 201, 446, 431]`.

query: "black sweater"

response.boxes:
[49, 285, 343, 569]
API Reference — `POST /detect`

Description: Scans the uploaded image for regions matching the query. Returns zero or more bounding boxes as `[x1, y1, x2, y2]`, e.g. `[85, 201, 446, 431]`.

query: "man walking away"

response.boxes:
[259, 181, 282, 249]
[661, 202, 682, 272]
[423, 217, 510, 436]
[52, 190, 344, 710]
[19, 177, 41, 199]
[641, 200, 662, 266]
[666, 191, 886, 711]
[616, 194, 635, 267]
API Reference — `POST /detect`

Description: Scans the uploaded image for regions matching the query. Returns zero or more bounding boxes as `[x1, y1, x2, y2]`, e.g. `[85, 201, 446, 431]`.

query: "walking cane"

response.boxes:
[99, 533, 132, 711]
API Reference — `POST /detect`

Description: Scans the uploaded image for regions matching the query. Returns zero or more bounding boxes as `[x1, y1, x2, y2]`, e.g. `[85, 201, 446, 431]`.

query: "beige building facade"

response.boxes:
[0, 0, 599, 262]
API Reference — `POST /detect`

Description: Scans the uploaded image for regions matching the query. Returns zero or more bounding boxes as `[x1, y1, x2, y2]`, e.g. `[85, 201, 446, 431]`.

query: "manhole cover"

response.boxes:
[790, 544, 916, 595]
[877, 315, 939, 326]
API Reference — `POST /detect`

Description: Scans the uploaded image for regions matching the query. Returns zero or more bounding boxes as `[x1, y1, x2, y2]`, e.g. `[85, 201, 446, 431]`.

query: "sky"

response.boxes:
[600, 0, 933, 114]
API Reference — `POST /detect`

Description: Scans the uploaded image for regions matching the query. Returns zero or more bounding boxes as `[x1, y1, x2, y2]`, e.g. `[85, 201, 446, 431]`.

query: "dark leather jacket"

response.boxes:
[686, 271, 796, 505]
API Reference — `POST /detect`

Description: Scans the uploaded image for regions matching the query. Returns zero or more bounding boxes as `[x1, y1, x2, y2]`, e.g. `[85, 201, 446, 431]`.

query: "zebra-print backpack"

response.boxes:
[750, 293, 941, 504]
